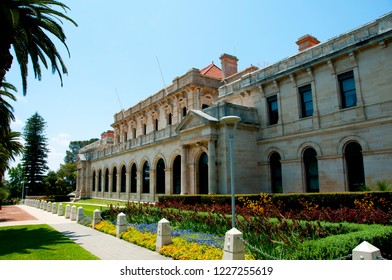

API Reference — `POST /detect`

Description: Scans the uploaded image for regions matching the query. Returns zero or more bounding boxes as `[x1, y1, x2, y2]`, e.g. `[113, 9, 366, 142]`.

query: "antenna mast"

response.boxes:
[156, 56, 169, 95]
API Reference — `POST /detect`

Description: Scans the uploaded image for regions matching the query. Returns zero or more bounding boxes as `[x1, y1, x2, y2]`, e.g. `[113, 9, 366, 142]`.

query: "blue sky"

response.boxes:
[6, 0, 392, 174]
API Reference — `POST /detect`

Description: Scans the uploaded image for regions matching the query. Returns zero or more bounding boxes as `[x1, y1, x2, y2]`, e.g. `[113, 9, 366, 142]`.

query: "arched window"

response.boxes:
[130, 164, 137, 193]
[199, 153, 208, 194]
[173, 156, 181, 194]
[104, 169, 109, 192]
[156, 159, 165, 194]
[303, 148, 319, 192]
[270, 152, 282, 193]
[121, 166, 126, 193]
[345, 142, 365, 191]
[112, 167, 117, 193]
[98, 170, 102, 192]
[92, 171, 96, 192]
[142, 161, 150, 193]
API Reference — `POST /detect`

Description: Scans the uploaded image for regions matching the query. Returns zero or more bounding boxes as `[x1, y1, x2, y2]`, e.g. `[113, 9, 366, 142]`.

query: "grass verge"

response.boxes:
[0, 224, 99, 260]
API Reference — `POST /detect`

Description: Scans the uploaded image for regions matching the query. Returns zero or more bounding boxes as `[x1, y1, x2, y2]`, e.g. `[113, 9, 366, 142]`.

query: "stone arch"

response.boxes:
[297, 141, 323, 158]
[337, 135, 369, 154]
[265, 146, 285, 162]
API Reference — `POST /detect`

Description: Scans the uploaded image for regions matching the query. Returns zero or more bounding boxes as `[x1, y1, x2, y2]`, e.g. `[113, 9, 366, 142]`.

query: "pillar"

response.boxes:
[208, 140, 217, 194]
[156, 218, 172, 252]
[181, 145, 188, 194]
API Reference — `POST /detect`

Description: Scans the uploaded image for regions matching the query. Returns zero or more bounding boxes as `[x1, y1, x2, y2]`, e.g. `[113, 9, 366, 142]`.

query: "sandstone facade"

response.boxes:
[76, 13, 392, 201]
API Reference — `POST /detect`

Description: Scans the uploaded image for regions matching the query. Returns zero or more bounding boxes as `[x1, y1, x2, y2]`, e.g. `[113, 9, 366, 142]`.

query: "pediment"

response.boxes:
[176, 110, 218, 133]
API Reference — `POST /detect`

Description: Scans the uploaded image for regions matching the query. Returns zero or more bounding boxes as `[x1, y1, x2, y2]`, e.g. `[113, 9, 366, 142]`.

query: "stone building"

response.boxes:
[76, 12, 392, 201]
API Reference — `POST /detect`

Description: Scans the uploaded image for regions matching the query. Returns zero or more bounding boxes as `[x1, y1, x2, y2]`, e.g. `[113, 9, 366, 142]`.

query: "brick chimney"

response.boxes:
[296, 34, 320, 52]
[220, 53, 238, 78]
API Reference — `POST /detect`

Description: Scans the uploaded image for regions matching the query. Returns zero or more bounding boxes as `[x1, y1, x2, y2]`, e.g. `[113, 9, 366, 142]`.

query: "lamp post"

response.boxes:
[220, 115, 241, 228]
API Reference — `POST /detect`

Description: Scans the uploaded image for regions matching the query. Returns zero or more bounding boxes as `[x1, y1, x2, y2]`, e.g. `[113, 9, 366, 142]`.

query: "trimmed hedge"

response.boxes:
[157, 192, 392, 212]
[293, 223, 392, 260]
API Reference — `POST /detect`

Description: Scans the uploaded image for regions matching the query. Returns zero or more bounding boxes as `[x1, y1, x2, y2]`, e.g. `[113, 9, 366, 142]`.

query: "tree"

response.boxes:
[0, 81, 23, 183]
[0, 0, 77, 94]
[22, 112, 49, 195]
[5, 163, 25, 199]
[64, 139, 98, 164]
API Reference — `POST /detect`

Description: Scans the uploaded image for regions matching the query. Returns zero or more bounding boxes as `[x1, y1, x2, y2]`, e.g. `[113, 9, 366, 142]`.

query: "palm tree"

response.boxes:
[0, 130, 23, 184]
[0, 81, 23, 184]
[0, 0, 77, 95]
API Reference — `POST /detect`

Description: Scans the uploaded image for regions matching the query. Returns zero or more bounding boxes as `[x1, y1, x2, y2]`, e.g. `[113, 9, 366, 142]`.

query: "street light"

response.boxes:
[220, 115, 241, 228]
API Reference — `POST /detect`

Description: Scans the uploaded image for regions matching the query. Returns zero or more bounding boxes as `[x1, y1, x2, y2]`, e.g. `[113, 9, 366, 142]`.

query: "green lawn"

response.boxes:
[65, 198, 127, 216]
[0, 224, 99, 260]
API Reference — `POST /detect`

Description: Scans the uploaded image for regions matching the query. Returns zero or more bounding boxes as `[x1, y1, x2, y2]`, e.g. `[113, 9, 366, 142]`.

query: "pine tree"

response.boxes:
[22, 112, 49, 195]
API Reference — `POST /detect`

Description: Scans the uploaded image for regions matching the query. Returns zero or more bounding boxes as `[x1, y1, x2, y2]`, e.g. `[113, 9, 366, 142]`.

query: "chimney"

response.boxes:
[296, 34, 320, 52]
[220, 53, 238, 78]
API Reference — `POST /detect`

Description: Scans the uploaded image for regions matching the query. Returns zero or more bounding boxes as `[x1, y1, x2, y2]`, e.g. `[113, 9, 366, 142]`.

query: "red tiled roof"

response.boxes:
[200, 62, 223, 79]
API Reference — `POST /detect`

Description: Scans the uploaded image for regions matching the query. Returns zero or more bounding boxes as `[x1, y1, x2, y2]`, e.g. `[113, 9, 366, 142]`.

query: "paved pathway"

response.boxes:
[0, 205, 171, 260]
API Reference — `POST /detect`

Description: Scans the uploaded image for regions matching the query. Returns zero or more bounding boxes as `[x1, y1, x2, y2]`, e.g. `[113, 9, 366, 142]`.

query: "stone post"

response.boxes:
[58, 203, 64, 216]
[43, 201, 47, 211]
[40, 200, 44, 210]
[76, 207, 84, 223]
[222, 228, 245, 260]
[92, 209, 102, 229]
[70, 205, 77, 221]
[116, 212, 128, 237]
[47, 201, 52, 212]
[156, 218, 172, 252]
[52, 202, 57, 214]
[65, 204, 71, 219]
[352, 241, 382, 260]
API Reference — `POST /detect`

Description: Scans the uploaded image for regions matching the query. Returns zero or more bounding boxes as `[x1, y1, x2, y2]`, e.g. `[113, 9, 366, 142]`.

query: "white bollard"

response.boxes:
[116, 212, 128, 237]
[65, 204, 71, 219]
[222, 228, 245, 260]
[156, 218, 172, 252]
[52, 202, 57, 214]
[352, 241, 382, 260]
[47, 201, 52, 212]
[70, 205, 77, 221]
[92, 209, 102, 229]
[58, 203, 64, 216]
[76, 207, 84, 223]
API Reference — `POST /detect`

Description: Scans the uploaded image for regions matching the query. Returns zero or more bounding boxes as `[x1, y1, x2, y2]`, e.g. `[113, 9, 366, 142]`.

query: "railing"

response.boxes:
[86, 125, 178, 161]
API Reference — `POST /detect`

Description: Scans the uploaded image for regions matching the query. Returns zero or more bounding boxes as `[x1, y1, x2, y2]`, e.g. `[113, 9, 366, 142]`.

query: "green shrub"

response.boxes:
[293, 223, 392, 260]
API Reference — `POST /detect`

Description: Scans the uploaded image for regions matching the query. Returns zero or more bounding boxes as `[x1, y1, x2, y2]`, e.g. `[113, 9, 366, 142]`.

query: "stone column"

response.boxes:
[136, 171, 142, 201]
[116, 172, 121, 198]
[95, 171, 99, 197]
[125, 172, 130, 198]
[150, 169, 156, 201]
[165, 168, 171, 194]
[181, 145, 188, 194]
[208, 140, 217, 194]
[108, 174, 113, 198]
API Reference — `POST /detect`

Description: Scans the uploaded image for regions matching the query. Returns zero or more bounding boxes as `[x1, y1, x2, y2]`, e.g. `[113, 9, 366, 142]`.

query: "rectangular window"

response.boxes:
[267, 95, 279, 125]
[167, 113, 172, 125]
[299, 84, 313, 118]
[155, 119, 158, 131]
[338, 70, 357, 109]
[143, 124, 147, 135]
